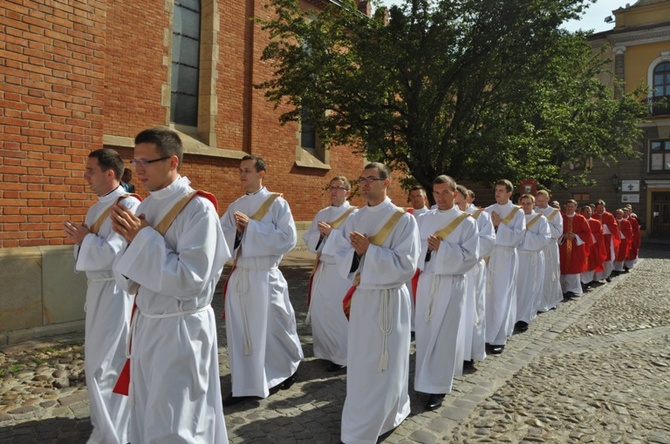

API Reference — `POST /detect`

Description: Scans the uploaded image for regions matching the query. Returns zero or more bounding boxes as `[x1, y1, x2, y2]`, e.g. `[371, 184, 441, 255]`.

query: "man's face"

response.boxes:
[409, 189, 426, 209]
[359, 167, 387, 202]
[520, 197, 534, 214]
[84, 157, 113, 196]
[133, 142, 175, 192]
[616, 209, 624, 219]
[582, 206, 592, 219]
[494, 185, 511, 205]
[328, 179, 349, 206]
[535, 194, 549, 208]
[566, 202, 577, 215]
[122, 169, 132, 183]
[595, 203, 605, 215]
[433, 182, 455, 211]
[239, 159, 264, 193]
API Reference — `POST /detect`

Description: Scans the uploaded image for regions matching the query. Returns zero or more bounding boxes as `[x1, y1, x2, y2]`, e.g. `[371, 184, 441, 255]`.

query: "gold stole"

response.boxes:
[113, 189, 210, 396]
[343, 209, 405, 319]
[548, 209, 559, 222]
[89, 193, 139, 234]
[222, 193, 282, 314]
[433, 212, 470, 240]
[526, 213, 542, 230]
[307, 206, 356, 307]
[501, 206, 521, 225]
[471, 209, 483, 219]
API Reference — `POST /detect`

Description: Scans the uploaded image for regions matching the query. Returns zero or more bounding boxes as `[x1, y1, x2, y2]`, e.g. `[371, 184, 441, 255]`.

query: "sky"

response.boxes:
[379, 1, 633, 34]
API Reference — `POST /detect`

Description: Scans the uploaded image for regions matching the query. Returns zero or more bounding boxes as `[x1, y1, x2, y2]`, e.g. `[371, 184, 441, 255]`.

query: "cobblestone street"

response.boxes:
[1, 243, 669, 443]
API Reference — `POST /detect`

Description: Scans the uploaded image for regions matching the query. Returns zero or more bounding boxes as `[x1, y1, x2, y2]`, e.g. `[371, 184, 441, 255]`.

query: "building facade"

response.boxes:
[0, 0, 411, 343]
[555, 0, 670, 239]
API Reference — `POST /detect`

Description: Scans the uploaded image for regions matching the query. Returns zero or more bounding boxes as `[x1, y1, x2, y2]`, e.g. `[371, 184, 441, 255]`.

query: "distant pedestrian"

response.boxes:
[121, 167, 136, 193]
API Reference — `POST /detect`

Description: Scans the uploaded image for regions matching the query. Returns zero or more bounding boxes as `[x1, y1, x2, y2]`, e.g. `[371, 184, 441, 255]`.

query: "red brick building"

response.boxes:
[0, 0, 409, 343]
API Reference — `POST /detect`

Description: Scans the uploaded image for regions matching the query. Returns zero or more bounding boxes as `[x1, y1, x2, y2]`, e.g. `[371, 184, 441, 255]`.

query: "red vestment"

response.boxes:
[593, 211, 620, 261]
[627, 216, 641, 261]
[586, 218, 606, 273]
[559, 213, 592, 275]
[615, 218, 633, 262]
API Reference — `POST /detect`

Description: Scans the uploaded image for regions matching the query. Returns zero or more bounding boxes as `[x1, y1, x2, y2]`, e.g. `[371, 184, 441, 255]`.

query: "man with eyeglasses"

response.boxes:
[322, 162, 420, 444]
[220, 155, 303, 405]
[303, 176, 356, 373]
[110, 127, 230, 443]
[63, 148, 140, 444]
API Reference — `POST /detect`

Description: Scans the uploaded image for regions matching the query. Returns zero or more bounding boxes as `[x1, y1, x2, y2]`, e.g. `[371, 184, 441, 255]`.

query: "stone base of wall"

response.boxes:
[0, 246, 87, 346]
[1, 224, 312, 346]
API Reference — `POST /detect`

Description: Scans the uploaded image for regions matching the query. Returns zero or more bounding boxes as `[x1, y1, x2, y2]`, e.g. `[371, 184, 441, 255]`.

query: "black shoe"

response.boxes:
[563, 291, 575, 301]
[488, 344, 504, 355]
[325, 362, 345, 372]
[279, 374, 297, 390]
[222, 392, 252, 406]
[605, 277, 612, 283]
[463, 359, 474, 369]
[425, 393, 445, 411]
[514, 321, 528, 333]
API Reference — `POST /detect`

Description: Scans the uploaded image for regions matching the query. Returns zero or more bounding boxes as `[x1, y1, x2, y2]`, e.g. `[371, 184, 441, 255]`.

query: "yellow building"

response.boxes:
[566, 0, 670, 239]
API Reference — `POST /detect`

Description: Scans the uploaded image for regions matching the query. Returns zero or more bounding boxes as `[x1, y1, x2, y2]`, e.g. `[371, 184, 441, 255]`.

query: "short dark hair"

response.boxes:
[134, 127, 183, 170]
[596, 199, 606, 207]
[455, 184, 468, 197]
[467, 189, 475, 200]
[409, 185, 425, 194]
[364, 162, 390, 179]
[88, 149, 124, 180]
[433, 174, 456, 191]
[519, 193, 535, 204]
[495, 179, 514, 193]
[241, 155, 266, 172]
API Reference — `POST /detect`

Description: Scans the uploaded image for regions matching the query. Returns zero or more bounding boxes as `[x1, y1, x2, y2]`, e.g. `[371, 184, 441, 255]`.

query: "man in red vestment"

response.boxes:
[624, 206, 641, 270]
[613, 209, 633, 275]
[559, 200, 592, 299]
[592, 200, 619, 282]
[581, 205, 606, 291]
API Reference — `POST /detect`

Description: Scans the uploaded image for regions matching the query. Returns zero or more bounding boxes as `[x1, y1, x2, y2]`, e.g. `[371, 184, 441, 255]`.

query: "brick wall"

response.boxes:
[0, 0, 408, 250]
[0, 0, 107, 248]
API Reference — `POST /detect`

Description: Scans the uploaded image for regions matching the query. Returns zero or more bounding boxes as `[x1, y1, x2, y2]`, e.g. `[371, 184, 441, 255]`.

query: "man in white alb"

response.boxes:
[303, 176, 356, 372]
[63, 148, 140, 444]
[484, 179, 525, 354]
[454, 185, 495, 371]
[220, 155, 303, 405]
[111, 127, 229, 443]
[515, 194, 549, 332]
[534, 190, 563, 312]
[323, 162, 420, 444]
[414, 176, 478, 411]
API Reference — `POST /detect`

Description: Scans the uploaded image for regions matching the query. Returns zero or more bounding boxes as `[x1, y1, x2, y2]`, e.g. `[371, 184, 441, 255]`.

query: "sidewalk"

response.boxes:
[1, 245, 669, 443]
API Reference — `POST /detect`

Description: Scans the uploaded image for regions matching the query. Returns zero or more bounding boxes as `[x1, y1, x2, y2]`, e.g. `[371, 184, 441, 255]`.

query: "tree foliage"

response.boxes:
[258, 0, 647, 197]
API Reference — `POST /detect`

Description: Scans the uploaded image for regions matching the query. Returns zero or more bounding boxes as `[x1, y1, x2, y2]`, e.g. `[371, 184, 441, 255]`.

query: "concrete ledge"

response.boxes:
[0, 246, 87, 346]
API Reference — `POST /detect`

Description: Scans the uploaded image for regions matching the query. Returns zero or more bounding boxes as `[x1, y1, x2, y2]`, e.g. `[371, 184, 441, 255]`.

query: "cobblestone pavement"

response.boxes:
[1, 243, 669, 443]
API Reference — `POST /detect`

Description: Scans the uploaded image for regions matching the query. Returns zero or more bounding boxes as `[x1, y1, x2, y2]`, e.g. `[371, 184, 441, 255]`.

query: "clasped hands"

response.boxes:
[111, 204, 148, 243]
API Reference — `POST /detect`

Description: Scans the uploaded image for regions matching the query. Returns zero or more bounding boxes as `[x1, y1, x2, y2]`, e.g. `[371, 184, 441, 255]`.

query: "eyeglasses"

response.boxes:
[328, 186, 348, 191]
[358, 176, 385, 184]
[131, 156, 171, 167]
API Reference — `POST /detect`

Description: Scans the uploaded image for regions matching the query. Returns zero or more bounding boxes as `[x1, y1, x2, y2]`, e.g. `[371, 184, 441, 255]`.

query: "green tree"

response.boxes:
[259, 0, 647, 200]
